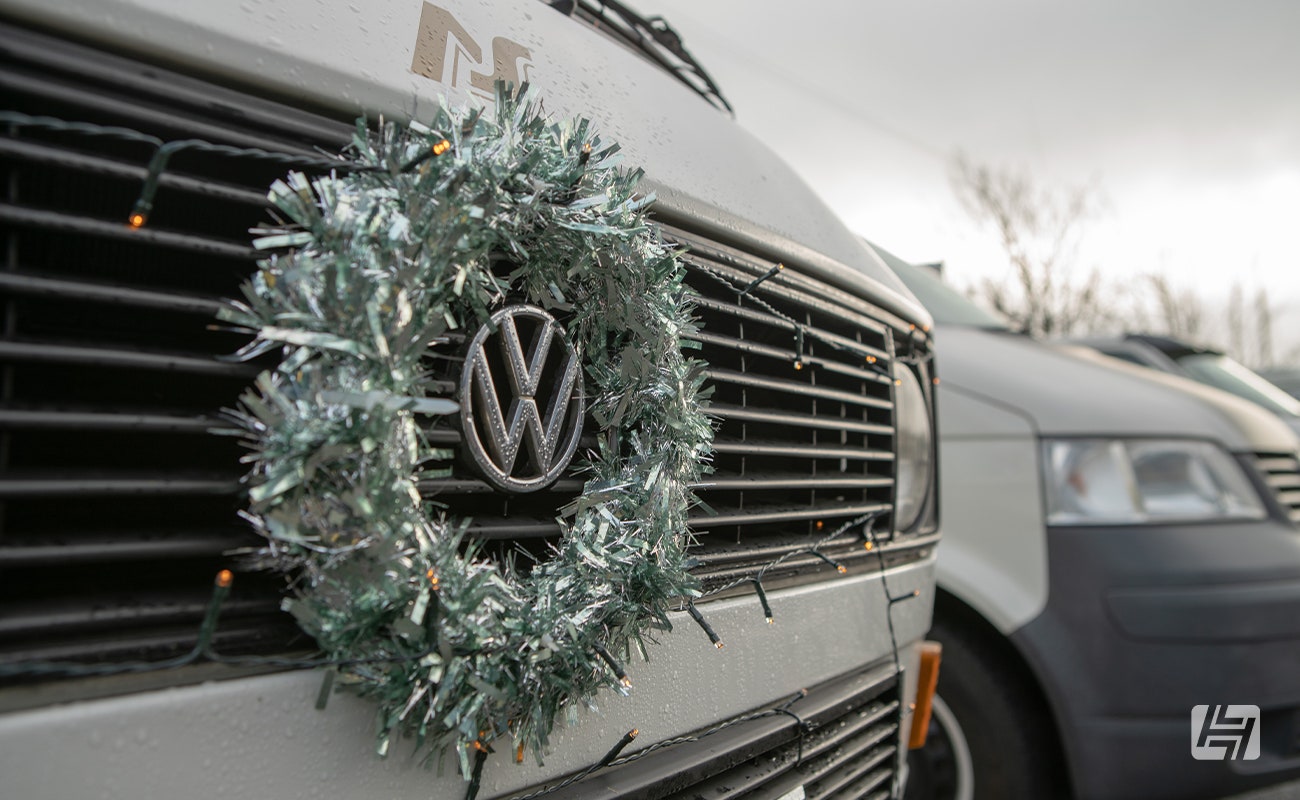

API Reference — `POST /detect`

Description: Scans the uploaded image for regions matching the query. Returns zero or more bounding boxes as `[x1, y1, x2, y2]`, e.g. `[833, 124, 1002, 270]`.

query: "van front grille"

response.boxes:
[522, 662, 901, 800]
[1254, 453, 1300, 525]
[0, 23, 923, 673]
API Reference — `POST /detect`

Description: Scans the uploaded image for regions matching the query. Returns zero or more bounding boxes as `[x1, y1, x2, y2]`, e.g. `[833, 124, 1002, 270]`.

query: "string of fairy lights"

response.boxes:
[688, 257, 936, 405]
[2, 106, 929, 799]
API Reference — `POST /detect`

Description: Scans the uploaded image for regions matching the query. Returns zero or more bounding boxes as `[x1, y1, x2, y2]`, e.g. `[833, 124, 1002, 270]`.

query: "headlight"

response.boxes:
[894, 365, 934, 532]
[1042, 439, 1266, 524]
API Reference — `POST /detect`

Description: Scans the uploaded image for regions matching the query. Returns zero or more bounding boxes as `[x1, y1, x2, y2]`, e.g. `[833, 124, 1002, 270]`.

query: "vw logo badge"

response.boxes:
[459, 305, 585, 493]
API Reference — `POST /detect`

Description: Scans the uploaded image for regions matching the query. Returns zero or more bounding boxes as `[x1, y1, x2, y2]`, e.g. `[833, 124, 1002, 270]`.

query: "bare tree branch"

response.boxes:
[950, 153, 1111, 338]
[1145, 274, 1205, 339]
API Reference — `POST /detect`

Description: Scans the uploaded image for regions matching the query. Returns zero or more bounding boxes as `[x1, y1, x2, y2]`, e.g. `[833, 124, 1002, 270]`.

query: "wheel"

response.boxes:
[905, 619, 1065, 800]
[905, 694, 973, 800]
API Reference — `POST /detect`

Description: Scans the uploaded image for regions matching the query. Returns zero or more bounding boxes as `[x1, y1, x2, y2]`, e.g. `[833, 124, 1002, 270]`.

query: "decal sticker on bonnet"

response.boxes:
[411, 2, 533, 98]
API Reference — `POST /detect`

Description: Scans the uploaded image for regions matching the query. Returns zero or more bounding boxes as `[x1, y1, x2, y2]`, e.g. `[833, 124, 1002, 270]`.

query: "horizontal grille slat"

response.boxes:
[1256, 456, 1300, 474]
[0, 340, 257, 377]
[2, 620, 297, 667]
[688, 330, 892, 385]
[0, 530, 240, 566]
[0, 270, 225, 315]
[691, 534, 861, 569]
[0, 23, 927, 676]
[1254, 453, 1300, 526]
[527, 663, 900, 800]
[0, 68, 327, 158]
[705, 368, 893, 411]
[459, 505, 919, 547]
[806, 706, 898, 760]
[1269, 474, 1300, 492]
[710, 403, 894, 436]
[0, 595, 269, 638]
[817, 768, 892, 800]
[702, 474, 892, 491]
[691, 503, 891, 530]
[0, 408, 216, 432]
[1277, 489, 1300, 506]
[681, 253, 893, 338]
[0, 137, 269, 206]
[0, 476, 238, 498]
[692, 293, 891, 363]
[0, 203, 259, 259]
[419, 477, 585, 496]
[801, 728, 896, 795]
[712, 440, 893, 461]
[691, 552, 866, 587]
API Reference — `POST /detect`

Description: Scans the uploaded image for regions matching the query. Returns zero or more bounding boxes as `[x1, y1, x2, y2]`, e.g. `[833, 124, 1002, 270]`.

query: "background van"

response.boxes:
[881, 247, 1300, 800]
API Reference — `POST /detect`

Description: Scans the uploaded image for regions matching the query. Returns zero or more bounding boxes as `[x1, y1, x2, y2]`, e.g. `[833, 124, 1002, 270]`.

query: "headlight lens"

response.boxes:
[894, 366, 934, 531]
[1042, 439, 1266, 524]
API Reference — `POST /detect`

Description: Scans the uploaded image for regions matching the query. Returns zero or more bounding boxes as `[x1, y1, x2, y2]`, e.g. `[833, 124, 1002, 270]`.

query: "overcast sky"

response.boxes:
[651, 0, 1300, 360]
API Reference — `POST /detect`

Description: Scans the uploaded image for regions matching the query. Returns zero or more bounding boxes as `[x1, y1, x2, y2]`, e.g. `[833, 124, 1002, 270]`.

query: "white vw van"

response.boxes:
[0, 2, 940, 798]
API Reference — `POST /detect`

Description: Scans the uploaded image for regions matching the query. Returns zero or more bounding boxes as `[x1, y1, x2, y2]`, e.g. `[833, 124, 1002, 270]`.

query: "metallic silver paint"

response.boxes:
[0, 0, 931, 329]
[0, 558, 936, 800]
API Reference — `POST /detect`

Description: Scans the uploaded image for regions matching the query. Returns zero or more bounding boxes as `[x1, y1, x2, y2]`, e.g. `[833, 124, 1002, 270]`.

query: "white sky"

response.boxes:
[649, 0, 1300, 361]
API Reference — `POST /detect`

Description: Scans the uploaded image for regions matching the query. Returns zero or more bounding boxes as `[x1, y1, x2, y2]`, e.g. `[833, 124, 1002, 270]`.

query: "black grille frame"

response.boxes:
[517, 661, 901, 800]
[0, 21, 935, 675]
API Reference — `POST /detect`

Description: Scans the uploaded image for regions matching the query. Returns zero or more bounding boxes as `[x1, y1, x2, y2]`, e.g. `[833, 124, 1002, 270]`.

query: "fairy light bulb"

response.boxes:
[751, 578, 775, 624]
[687, 603, 723, 649]
[598, 729, 640, 766]
[812, 551, 847, 574]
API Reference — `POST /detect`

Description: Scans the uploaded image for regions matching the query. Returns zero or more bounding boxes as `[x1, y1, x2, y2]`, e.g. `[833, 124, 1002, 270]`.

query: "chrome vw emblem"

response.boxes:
[460, 305, 585, 493]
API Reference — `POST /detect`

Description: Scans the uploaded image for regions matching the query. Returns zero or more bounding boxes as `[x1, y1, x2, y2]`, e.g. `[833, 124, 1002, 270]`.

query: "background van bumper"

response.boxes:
[1010, 520, 1300, 800]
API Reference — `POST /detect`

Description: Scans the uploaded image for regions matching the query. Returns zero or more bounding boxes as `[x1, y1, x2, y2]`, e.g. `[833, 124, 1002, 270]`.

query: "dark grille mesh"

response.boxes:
[1254, 453, 1300, 525]
[0, 23, 921, 672]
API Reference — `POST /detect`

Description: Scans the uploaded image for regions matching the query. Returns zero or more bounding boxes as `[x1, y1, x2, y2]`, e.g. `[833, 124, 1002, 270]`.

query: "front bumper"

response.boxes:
[1011, 519, 1300, 800]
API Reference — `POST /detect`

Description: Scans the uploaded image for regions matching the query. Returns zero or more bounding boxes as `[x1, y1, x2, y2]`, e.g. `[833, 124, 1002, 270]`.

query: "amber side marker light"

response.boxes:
[908, 641, 943, 749]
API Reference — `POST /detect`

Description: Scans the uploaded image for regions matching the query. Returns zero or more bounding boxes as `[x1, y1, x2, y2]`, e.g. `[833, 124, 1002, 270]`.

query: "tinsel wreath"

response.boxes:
[220, 86, 713, 776]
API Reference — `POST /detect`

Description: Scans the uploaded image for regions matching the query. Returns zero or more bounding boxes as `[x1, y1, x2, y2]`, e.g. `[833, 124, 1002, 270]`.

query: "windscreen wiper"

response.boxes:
[548, 0, 734, 115]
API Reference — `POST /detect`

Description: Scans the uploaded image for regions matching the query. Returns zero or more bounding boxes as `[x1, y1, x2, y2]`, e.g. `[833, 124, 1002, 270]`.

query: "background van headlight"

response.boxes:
[894, 366, 934, 532]
[1042, 439, 1266, 524]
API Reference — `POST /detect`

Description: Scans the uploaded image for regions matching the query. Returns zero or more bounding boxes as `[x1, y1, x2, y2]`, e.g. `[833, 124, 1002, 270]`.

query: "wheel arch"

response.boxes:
[931, 587, 1075, 797]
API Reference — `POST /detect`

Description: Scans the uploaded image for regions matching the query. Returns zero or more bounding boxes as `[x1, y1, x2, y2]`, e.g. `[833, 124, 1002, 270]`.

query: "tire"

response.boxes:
[905, 619, 1066, 800]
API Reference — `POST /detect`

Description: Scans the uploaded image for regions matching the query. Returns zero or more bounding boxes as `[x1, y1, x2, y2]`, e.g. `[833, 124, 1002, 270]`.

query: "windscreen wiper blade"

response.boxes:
[550, 0, 734, 114]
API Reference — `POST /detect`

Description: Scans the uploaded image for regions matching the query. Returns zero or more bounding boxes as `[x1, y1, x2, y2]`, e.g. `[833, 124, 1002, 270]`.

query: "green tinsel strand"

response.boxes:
[221, 84, 712, 775]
